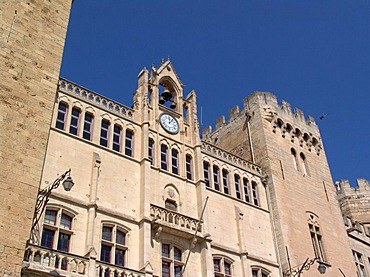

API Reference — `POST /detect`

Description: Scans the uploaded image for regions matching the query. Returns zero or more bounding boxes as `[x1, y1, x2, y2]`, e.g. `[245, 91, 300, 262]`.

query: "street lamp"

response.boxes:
[30, 169, 74, 243]
[284, 257, 330, 276]
[317, 262, 328, 274]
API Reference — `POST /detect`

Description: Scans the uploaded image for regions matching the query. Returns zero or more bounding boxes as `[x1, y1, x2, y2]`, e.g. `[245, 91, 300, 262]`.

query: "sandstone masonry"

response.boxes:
[0, 1, 72, 275]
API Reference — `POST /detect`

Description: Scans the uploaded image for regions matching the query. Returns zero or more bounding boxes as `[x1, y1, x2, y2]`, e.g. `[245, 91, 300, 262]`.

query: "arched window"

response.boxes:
[213, 165, 220, 191]
[125, 129, 134, 157]
[251, 267, 270, 277]
[162, 243, 183, 277]
[222, 169, 229, 194]
[148, 138, 154, 165]
[243, 178, 250, 203]
[300, 153, 309, 176]
[213, 256, 233, 276]
[183, 104, 188, 123]
[251, 181, 259, 206]
[203, 161, 210, 187]
[234, 174, 241, 200]
[41, 208, 74, 251]
[83, 112, 94, 141]
[285, 123, 293, 133]
[100, 224, 128, 267]
[41, 207, 75, 270]
[307, 213, 327, 262]
[113, 124, 122, 152]
[277, 118, 284, 129]
[56, 102, 68, 130]
[161, 144, 169, 170]
[100, 119, 110, 147]
[171, 148, 179, 175]
[69, 107, 81, 135]
[185, 154, 193, 180]
[291, 148, 298, 171]
[353, 250, 367, 277]
[303, 133, 310, 142]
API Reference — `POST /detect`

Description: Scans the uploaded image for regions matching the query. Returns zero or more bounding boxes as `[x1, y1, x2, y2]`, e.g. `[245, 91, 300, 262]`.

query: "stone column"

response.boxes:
[85, 152, 101, 277]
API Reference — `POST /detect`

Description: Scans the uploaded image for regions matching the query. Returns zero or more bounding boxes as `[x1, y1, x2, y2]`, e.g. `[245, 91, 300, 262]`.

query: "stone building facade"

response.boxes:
[336, 179, 370, 277]
[202, 92, 359, 276]
[22, 62, 280, 277]
[20, 59, 368, 277]
[0, 1, 72, 276]
[1, 2, 368, 277]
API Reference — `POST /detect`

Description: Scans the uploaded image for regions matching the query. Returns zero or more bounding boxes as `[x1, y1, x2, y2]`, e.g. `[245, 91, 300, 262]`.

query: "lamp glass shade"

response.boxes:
[62, 176, 74, 191]
[317, 263, 326, 274]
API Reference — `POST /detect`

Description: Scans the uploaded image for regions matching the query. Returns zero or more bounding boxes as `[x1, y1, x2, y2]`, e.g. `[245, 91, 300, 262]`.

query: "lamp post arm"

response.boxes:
[284, 257, 318, 277]
[31, 169, 71, 231]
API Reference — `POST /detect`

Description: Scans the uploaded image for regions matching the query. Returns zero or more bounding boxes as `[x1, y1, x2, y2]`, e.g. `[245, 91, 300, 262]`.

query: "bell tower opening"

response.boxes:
[158, 80, 177, 111]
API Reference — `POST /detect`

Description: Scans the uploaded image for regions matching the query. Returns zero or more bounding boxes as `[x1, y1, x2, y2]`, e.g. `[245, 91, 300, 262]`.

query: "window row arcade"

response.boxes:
[55, 102, 135, 157]
[203, 161, 260, 206]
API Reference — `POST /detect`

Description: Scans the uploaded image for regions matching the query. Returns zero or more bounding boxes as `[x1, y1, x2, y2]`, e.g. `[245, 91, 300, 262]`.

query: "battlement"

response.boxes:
[335, 178, 370, 196]
[203, 91, 319, 135]
[202, 103, 245, 137]
[202, 91, 322, 156]
[243, 91, 318, 129]
[336, 178, 370, 224]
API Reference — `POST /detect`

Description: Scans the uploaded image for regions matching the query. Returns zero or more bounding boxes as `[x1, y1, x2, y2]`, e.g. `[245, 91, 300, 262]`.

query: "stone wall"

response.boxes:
[0, 1, 72, 275]
[336, 178, 370, 224]
[206, 91, 358, 276]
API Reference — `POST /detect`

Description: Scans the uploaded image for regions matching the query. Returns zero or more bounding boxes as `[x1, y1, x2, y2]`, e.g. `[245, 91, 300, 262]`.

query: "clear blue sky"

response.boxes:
[61, 1, 370, 185]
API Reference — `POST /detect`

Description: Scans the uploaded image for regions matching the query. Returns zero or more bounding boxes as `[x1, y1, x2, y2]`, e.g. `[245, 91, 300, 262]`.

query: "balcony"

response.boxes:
[23, 244, 145, 277]
[150, 204, 204, 240]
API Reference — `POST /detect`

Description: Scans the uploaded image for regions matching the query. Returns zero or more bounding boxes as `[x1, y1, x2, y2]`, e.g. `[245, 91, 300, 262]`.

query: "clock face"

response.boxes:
[160, 113, 179, 134]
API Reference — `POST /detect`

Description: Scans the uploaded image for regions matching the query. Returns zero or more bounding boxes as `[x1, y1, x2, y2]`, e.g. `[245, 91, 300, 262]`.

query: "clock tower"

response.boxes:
[132, 60, 209, 274]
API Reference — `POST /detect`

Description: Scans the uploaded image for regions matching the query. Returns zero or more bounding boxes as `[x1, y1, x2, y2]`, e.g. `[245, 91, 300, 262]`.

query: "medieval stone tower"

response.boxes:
[0, 1, 72, 275]
[336, 178, 370, 224]
[203, 91, 357, 276]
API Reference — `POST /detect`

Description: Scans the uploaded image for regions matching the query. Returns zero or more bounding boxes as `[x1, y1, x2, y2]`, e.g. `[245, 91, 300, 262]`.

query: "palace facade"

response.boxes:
[22, 60, 364, 276]
[1, 2, 369, 277]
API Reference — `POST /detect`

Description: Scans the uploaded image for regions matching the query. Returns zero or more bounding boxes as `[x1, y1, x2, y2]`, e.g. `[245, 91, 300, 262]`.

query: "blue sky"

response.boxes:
[61, 1, 370, 185]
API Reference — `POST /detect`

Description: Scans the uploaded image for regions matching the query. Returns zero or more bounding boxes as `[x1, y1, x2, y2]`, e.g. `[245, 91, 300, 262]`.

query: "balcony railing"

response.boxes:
[23, 244, 145, 277]
[150, 204, 202, 233]
[96, 261, 145, 277]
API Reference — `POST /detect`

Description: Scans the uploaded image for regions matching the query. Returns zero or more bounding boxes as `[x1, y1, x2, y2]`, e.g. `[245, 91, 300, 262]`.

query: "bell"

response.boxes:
[170, 101, 177, 109]
[159, 96, 165, 105]
[161, 88, 172, 101]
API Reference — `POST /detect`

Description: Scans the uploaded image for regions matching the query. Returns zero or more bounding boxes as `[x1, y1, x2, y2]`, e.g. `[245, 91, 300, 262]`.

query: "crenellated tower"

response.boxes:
[203, 91, 357, 276]
[336, 178, 370, 224]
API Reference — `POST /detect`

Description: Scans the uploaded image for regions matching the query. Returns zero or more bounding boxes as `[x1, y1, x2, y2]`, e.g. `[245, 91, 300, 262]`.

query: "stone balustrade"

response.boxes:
[201, 141, 262, 175]
[23, 244, 145, 277]
[24, 244, 87, 276]
[59, 78, 134, 119]
[96, 261, 145, 277]
[150, 204, 202, 233]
